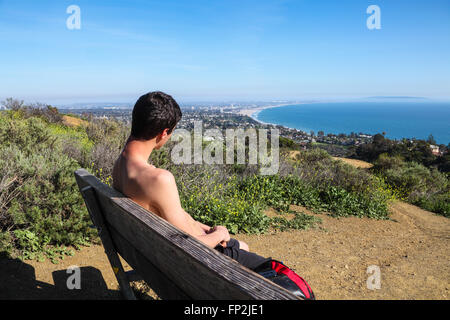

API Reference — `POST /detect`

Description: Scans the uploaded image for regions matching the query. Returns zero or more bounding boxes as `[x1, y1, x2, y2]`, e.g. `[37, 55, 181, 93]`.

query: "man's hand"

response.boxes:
[210, 226, 230, 244]
[197, 221, 213, 234]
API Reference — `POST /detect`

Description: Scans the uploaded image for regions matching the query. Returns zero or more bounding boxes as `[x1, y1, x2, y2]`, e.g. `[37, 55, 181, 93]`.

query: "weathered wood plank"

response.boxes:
[107, 223, 190, 300]
[104, 198, 252, 299]
[74, 168, 301, 300]
[78, 185, 136, 300]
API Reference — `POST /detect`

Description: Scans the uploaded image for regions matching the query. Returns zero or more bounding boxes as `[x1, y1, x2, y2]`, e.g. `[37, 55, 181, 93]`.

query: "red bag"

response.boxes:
[254, 260, 316, 300]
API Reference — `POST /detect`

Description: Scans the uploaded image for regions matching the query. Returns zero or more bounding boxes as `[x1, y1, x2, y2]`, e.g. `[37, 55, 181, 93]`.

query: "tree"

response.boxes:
[427, 134, 436, 145]
[373, 133, 385, 144]
[1, 98, 24, 111]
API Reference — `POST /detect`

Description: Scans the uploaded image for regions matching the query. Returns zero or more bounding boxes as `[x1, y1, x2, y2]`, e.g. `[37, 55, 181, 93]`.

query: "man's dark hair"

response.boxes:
[131, 91, 182, 140]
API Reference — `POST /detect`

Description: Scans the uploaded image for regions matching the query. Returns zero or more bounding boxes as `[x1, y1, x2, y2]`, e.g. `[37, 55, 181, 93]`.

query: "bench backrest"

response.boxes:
[74, 168, 300, 300]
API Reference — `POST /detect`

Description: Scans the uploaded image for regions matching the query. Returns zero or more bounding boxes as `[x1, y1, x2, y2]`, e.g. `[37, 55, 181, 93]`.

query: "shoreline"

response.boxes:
[237, 102, 450, 144]
[238, 103, 300, 126]
[238, 103, 311, 132]
[238, 103, 294, 120]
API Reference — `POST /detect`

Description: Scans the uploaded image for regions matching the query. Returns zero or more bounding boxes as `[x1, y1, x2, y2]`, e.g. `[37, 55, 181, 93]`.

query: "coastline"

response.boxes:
[238, 103, 310, 132]
[238, 103, 297, 125]
[237, 101, 450, 144]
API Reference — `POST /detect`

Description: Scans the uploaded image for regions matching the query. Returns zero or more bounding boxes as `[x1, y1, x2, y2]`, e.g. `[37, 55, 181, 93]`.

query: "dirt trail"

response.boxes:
[61, 115, 88, 128]
[237, 201, 449, 299]
[1, 200, 448, 300]
[331, 157, 374, 169]
[288, 151, 374, 169]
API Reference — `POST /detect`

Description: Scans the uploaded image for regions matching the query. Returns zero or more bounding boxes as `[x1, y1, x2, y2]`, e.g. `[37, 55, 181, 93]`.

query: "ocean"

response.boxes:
[254, 102, 450, 145]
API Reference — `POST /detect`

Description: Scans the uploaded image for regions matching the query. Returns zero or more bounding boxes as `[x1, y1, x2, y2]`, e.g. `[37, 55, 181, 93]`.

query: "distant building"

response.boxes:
[203, 136, 215, 142]
[430, 145, 440, 156]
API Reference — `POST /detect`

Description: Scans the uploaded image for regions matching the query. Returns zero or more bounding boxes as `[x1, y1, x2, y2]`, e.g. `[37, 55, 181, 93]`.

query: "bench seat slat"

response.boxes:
[107, 224, 190, 300]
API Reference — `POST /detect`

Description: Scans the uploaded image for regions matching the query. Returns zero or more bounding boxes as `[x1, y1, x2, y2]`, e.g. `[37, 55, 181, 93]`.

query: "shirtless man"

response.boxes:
[112, 91, 268, 270]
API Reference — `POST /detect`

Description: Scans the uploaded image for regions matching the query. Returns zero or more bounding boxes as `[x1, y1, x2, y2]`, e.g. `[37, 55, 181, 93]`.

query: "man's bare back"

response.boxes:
[111, 137, 232, 249]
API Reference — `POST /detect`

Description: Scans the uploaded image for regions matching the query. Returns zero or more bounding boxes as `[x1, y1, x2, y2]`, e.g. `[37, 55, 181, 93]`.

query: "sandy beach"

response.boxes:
[238, 103, 295, 122]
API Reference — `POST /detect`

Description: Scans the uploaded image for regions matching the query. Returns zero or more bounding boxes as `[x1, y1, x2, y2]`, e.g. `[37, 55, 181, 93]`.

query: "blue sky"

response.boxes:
[0, 0, 449, 104]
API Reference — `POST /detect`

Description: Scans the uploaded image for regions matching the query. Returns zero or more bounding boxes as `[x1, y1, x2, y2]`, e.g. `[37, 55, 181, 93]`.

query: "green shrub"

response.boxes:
[371, 154, 449, 217]
[236, 174, 391, 219]
[412, 193, 450, 218]
[177, 167, 271, 234]
[84, 117, 129, 181]
[0, 111, 96, 262]
[287, 148, 382, 195]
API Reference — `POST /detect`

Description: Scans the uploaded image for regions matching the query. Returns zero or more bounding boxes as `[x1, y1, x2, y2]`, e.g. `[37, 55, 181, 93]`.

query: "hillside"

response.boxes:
[0, 105, 448, 299]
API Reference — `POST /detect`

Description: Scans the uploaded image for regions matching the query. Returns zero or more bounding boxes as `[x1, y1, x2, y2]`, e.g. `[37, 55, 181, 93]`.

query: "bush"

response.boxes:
[285, 148, 392, 197]
[84, 117, 129, 182]
[371, 154, 449, 217]
[0, 110, 96, 262]
[176, 166, 270, 234]
[372, 153, 405, 172]
[236, 174, 391, 219]
[412, 193, 450, 218]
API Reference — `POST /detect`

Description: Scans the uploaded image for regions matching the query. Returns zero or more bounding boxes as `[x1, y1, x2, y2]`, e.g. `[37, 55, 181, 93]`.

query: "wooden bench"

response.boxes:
[74, 168, 301, 300]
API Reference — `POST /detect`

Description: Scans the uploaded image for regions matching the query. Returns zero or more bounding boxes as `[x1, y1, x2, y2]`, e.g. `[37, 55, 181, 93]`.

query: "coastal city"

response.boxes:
[59, 102, 379, 157]
[59, 100, 450, 159]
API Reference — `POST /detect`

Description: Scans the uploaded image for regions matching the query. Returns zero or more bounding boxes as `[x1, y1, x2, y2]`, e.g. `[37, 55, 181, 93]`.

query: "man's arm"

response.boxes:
[146, 170, 229, 248]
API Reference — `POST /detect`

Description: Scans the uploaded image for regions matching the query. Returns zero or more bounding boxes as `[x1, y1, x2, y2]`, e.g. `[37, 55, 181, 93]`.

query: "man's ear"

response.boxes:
[161, 128, 171, 138]
[156, 128, 170, 143]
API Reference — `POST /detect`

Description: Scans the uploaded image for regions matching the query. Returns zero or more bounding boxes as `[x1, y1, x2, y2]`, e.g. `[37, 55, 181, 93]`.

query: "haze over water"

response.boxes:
[255, 102, 450, 145]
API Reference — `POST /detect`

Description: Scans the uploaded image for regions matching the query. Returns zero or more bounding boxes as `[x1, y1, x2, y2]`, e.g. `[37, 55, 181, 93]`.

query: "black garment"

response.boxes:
[214, 238, 270, 270]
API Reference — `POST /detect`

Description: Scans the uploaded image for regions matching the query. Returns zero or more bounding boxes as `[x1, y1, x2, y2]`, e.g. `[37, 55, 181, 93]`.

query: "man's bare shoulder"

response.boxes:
[139, 166, 176, 194]
[127, 165, 179, 215]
